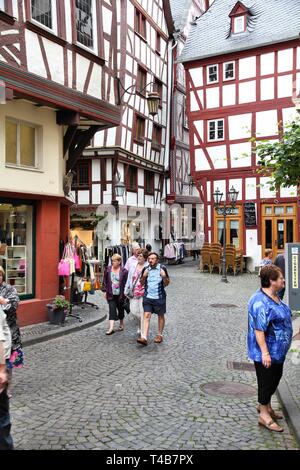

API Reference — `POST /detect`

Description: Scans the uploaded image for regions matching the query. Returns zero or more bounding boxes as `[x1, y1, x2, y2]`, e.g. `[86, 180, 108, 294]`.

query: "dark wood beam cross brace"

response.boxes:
[66, 125, 101, 171]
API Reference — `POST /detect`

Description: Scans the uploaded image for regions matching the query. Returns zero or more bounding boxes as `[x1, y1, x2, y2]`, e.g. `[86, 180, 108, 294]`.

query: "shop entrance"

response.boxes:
[262, 204, 297, 258]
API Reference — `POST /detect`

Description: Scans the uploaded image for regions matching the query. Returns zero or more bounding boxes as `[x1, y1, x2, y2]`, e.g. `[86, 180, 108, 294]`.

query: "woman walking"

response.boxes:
[125, 249, 148, 335]
[102, 254, 128, 335]
[248, 265, 293, 432]
[0, 267, 22, 398]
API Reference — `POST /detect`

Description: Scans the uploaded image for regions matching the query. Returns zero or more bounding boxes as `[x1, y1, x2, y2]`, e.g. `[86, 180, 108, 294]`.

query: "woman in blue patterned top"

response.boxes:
[248, 265, 293, 432]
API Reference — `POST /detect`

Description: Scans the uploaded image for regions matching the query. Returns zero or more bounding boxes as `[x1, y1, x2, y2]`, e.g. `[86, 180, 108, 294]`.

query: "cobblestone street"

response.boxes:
[11, 263, 299, 450]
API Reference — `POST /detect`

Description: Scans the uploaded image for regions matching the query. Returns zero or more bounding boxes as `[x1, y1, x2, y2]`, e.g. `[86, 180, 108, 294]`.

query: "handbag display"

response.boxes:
[83, 280, 92, 292]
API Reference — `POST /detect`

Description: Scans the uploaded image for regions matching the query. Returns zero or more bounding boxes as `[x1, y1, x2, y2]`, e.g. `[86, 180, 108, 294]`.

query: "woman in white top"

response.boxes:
[125, 249, 148, 335]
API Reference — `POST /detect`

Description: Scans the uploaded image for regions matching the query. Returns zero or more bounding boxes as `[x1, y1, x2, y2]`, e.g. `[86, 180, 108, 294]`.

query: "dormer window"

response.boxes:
[229, 2, 248, 35]
[233, 15, 246, 34]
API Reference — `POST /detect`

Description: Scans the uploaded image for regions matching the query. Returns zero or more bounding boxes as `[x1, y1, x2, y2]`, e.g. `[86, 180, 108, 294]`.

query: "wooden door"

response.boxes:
[262, 204, 297, 258]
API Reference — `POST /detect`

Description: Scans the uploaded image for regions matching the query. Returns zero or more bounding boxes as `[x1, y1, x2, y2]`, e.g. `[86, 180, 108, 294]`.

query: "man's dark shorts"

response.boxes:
[143, 297, 166, 315]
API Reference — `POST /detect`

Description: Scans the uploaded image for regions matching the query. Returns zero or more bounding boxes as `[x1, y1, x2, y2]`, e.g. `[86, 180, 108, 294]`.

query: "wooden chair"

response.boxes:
[210, 248, 222, 274]
[200, 247, 211, 272]
[225, 245, 242, 275]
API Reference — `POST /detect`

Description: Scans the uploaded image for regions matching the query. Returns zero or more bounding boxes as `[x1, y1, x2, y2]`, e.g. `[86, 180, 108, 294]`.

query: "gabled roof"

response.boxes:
[179, 0, 300, 63]
[229, 1, 248, 17]
[169, 0, 194, 32]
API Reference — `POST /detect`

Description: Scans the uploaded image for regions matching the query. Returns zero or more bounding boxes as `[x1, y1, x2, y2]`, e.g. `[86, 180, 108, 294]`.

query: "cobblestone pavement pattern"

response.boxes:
[11, 264, 299, 450]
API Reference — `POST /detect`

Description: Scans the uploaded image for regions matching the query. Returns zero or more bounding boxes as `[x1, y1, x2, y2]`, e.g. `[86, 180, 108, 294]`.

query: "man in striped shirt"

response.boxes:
[137, 252, 170, 346]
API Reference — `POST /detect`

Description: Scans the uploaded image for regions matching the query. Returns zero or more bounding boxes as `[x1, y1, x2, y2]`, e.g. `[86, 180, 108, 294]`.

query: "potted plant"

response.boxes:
[46, 295, 70, 325]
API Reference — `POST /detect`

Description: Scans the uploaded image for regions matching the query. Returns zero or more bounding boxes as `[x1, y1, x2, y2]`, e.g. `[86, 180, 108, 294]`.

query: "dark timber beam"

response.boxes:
[67, 125, 101, 171]
[56, 110, 80, 126]
[63, 125, 78, 157]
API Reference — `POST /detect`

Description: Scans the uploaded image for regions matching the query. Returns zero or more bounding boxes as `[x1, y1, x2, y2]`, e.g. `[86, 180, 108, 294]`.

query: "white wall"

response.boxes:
[0, 100, 64, 197]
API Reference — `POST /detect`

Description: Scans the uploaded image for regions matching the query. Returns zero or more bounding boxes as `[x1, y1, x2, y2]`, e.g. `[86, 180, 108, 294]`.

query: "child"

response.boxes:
[258, 249, 273, 276]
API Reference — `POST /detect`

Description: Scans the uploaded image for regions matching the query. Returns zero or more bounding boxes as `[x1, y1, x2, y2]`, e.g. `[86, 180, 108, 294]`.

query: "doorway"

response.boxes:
[262, 204, 297, 258]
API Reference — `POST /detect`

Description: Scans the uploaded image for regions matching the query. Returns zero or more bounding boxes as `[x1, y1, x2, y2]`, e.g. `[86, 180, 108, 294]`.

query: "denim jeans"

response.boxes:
[0, 389, 14, 450]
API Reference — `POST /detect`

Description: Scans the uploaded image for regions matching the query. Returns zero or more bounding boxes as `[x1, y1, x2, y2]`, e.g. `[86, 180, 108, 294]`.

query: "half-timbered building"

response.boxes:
[166, 0, 206, 243]
[71, 0, 173, 257]
[0, 0, 120, 324]
[180, 0, 300, 270]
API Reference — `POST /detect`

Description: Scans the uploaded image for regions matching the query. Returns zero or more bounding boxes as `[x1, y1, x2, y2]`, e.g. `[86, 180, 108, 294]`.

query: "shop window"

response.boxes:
[145, 171, 154, 195]
[265, 206, 272, 215]
[0, 202, 34, 299]
[5, 119, 38, 168]
[76, 0, 95, 49]
[286, 206, 294, 214]
[135, 9, 146, 39]
[31, 0, 57, 32]
[127, 166, 137, 192]
[134, 115, 145, 144]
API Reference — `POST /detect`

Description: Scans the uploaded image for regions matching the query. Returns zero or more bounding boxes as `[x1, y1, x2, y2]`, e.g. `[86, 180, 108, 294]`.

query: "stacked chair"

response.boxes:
[200, 242, 211, 272]
[225, 244, 243, 275]
[210, 243, 222, 274]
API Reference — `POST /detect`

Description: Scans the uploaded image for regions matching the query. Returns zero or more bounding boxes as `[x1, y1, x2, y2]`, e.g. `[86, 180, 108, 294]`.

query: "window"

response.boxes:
[156, 33, 161, 54]
[0, 201, 35, 298]
[152, 124, 162, 148]
[6, 119, 38, 168]
[145, 171, 154, 195]
[0, 0, 5, 11]
[72, 162, 90, 188]
[137, 67, 147, 95]
[223, 62, 235, 81]
[183, 97, 189, 129]
[31, 0, 57, 31]
[76, 0, 95, 49]
[208, 119, 224, 142]
[154, 79, 163, 107]
[135, 9, 146, 39]
[127, 166, 137, 191]
[134, 115, 145, 144]
[233, 16, 246, 34]
[207, 65, 218, 84]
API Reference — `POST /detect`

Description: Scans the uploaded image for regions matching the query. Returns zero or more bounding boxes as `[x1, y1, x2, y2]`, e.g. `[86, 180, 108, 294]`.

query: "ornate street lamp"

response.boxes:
[112, 170, 125, 207]
[212, 185, 239, 283]
[116, 77, 160, 117]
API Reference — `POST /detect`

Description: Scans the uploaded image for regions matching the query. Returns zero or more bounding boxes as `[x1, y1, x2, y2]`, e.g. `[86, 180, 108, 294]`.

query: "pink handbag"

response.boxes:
[74, 252, 80, 270]
[58, 259, 70, 276]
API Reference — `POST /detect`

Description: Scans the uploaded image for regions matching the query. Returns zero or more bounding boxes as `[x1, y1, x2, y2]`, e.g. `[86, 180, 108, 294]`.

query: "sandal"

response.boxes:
[118, 326, 124, 331]
[258, 417, 284, 432]
[105, 330, 115, 335]
[257, 405, 283, 420]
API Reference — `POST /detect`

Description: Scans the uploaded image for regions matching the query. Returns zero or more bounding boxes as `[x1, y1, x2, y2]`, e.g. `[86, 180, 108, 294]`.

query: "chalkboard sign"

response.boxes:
[244, 202, 257, 227]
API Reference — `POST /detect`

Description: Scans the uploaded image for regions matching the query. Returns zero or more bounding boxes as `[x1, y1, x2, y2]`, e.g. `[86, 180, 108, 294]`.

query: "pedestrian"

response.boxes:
[274, 254, 285, 300]
[0, 305, 14, 450]
[124, 249, 149, 335]
[102, 254, 128, 335]
[0, 267, 22, 399]
[137, 252, 170, 346]
[145, 244, 152, 253]
[124, 242, 140, 272]
[258, 249, 273, 275]
[248, 265, 293, 432]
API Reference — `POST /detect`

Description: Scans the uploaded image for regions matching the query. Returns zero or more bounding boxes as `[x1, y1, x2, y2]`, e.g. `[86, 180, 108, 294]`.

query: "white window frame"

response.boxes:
[223, 61, 235, 81]
[30, 0, 58, 34]
[5, 118, 42, 170]
[207, 64, 218, 84]
[233, 15, 246, 34]
[207, 119, 225, 142]
[75, 0, 98, 54]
